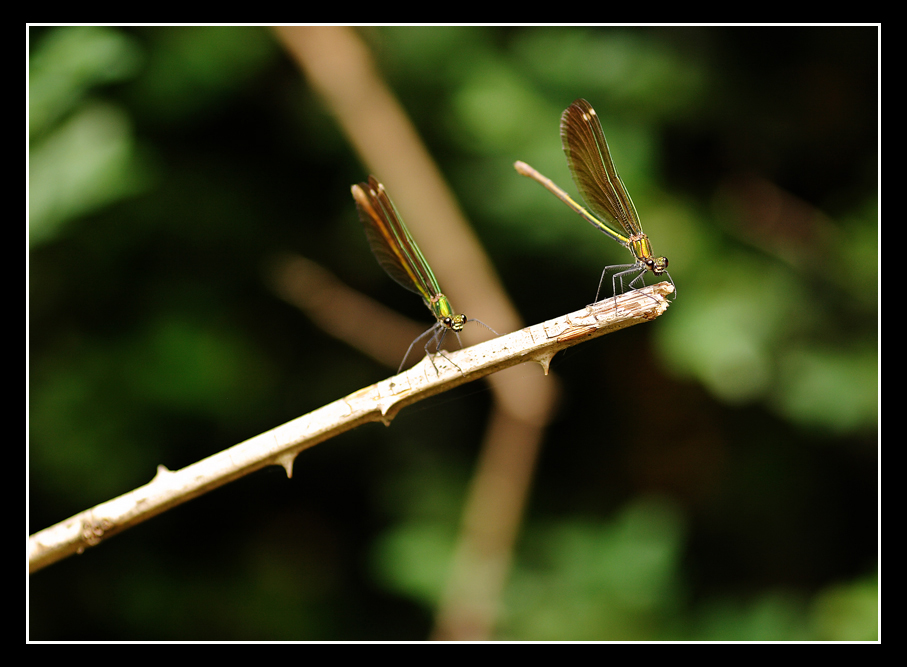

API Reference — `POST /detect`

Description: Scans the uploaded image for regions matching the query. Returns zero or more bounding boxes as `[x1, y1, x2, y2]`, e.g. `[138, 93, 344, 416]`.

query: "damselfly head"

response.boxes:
[647, 256, 669, 275]
[444, 314, 467, 332]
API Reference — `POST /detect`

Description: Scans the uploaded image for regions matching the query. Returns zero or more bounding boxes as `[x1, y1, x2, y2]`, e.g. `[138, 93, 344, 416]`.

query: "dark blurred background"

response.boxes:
[28, 26, 878, 640]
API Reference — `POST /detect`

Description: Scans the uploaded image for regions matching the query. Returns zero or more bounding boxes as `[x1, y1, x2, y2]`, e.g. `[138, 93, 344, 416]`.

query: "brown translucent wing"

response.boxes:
[560, 98, 643, 238]
[352, 176, 442, 300]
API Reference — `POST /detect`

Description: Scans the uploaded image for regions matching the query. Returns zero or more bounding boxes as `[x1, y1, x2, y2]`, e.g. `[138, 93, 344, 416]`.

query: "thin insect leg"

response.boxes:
[616, 265, 645, 291]
[627, 268, 649, 290]
[399, 325, 441, 374]
[428, 326, 447, 356]
[594, 262, 639, 303]
[610, 265, 646, 307]
[443, 331, 465, 373]
[614, 265, 666, 307]
[425, 326, 463, 374]
[662, 268, 677, 300]
[424, 326, 444, 373]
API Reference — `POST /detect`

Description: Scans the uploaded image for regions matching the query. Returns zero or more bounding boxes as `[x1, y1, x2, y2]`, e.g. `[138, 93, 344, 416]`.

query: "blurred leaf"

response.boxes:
[371, 521, 456, 608]
[29, 27, 152, 245]
[660, 259, 805, 404]
[29, 100, 154, 246]
[29, 26, 143, 139]
[694, 592, 810, 641]
[502, 497, 684, 640]
[810, 574, 878, 641]
[775, 346, 878, 433]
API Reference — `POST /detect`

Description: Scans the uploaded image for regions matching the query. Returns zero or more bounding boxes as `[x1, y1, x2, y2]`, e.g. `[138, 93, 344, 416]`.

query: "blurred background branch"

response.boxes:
[272, 26, 558, 639]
